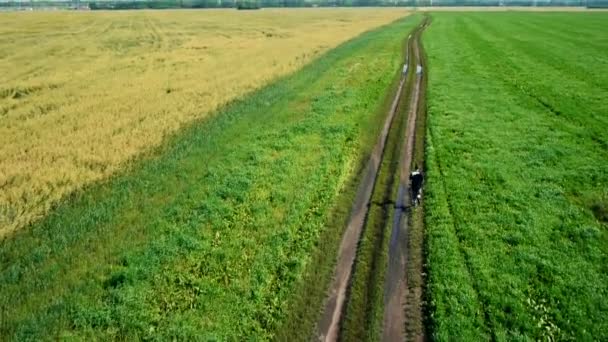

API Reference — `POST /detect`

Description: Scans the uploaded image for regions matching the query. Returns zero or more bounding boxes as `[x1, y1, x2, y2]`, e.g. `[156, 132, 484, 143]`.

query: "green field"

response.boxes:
[424, 12, 608, 340]
[0, 15, 421, 340]
[2, 8, 608, 342]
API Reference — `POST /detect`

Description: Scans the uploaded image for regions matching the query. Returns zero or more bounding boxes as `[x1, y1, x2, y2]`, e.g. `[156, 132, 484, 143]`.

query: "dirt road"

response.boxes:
[315, 41, 409, 342]
[316, 17, 429, 342]
[383, 18, 428, 342]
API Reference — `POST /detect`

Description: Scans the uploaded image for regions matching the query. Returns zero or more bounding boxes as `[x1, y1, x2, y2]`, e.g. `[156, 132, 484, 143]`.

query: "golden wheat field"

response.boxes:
[0, 8, 408, 236]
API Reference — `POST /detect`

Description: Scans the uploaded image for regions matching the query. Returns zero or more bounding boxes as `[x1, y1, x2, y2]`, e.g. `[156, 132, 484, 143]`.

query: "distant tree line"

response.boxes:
[586, 0, 608, 6]
[1, 0, 604, 9]
[236, 0, 260, 8]
[0, 1, 79, 9]
[85, 0, 591, 9]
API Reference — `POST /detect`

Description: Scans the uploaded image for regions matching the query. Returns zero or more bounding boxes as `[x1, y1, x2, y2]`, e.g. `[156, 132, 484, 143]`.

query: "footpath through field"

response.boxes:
[316, 17, 429, 342]
[383, 17, 429, 342]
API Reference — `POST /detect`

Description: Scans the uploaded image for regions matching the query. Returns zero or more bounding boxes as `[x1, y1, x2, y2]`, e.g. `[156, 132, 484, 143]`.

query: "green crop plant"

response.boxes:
[424, 12, 608, 340]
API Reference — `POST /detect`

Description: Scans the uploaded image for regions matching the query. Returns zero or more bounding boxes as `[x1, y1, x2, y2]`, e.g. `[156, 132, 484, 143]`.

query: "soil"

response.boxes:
[315, 27, 411, 342]
[316, 17, 430, 342]
[382, 19, 428, 342]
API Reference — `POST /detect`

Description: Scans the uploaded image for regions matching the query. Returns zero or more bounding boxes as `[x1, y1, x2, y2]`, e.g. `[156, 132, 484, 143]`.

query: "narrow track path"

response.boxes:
[383, 18, 429, 342]
[316, 18, 429, 342]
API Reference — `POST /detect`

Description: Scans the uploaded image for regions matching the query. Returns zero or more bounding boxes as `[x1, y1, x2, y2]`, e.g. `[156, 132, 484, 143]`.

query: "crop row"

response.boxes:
[423, 12, 608, 340]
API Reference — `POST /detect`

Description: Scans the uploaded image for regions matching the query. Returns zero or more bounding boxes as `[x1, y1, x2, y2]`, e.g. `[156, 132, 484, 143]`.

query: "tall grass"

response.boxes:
[424, 12, 608, 340]
[0, 8, 408, 236]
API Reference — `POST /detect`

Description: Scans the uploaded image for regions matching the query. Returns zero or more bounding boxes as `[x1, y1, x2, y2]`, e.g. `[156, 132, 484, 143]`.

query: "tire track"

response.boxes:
[315, 18, 428, 342]
[383, 18, 429, 342]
